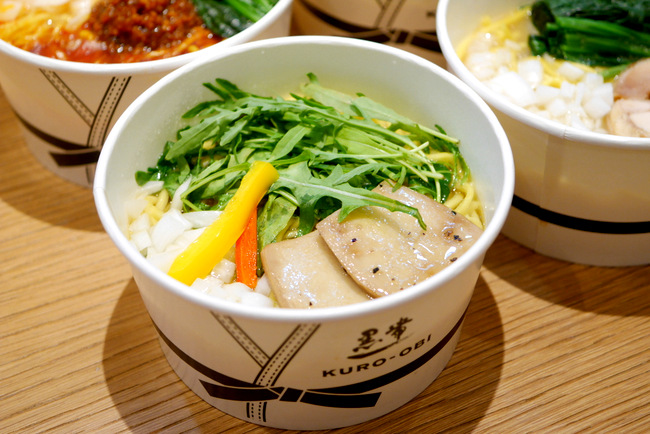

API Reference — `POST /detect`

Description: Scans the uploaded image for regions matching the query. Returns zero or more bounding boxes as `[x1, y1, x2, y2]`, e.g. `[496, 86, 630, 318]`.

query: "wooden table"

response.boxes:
[1, 85, 649, 433]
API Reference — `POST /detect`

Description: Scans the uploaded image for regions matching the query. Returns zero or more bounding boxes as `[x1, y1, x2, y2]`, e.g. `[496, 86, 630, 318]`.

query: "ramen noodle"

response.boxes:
[126, 172, 483, 307]
[122, 75, 485, 307]
[458, 7, 650, 137]
[126, 77, 485, 307]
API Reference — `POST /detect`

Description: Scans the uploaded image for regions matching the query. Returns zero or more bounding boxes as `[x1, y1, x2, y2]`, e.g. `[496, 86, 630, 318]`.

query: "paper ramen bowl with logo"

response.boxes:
[437, 0, 650, 267]
[94, 36, 514, 430]
[0, 0, 292, 188]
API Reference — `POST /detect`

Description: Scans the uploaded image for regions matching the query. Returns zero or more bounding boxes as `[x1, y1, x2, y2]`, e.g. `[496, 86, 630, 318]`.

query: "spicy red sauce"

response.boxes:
[29, 0, 222, 63]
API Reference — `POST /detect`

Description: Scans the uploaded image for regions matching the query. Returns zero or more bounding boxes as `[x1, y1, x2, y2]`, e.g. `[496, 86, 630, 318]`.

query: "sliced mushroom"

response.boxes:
[260, 231, 372, 309]
[606, 99, 650, 138]
[316, 183, 483, 298]
[613, 59, 650, 101]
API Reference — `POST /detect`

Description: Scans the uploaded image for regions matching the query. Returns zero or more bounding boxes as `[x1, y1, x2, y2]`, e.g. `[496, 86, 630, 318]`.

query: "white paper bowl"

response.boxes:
[437, 0, 650, 266]
[94, 36, 514, 430]
[291, 0, 445, 65]
[0, 0, 292, 187]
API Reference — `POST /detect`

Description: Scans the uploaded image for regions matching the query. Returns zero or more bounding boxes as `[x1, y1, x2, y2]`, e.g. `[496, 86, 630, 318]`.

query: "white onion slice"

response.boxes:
[151, 208, 191, 252]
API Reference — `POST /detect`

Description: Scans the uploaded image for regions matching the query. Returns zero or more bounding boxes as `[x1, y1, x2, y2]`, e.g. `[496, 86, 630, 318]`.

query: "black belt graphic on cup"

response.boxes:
[151, 306, 466, 422]
[15, 69, 130, 183]
[512, 195, 650, 234]
[298, 0, 441, 54]
[213, 313, 320, 422]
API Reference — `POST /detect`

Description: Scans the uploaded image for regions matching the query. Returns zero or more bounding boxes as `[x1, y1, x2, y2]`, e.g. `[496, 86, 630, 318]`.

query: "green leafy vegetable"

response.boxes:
[529, 0, 650, 67]
[192, 0, 279, 38]
[136, 74, 469, 253]
[532, 0, 650, 32]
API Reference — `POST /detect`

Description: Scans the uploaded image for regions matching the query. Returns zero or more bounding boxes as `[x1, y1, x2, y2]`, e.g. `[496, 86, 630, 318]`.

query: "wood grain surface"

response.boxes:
[1, 82, 649, 433]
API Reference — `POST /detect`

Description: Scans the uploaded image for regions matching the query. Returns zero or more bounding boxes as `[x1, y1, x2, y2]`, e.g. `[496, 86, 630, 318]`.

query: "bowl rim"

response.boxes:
[94, 35, 515, 323]
[0, 0, 293, 75]
[436, 0, 650, 150]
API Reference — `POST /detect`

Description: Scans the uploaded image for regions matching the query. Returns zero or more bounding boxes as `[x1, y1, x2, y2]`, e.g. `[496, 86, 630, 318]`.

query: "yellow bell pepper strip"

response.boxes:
[235, 208, 258, 288]
[168, 161, 279, 285]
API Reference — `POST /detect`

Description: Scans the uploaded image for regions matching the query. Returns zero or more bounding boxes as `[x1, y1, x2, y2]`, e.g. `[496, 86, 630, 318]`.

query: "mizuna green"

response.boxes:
[136, 74, 470, 257]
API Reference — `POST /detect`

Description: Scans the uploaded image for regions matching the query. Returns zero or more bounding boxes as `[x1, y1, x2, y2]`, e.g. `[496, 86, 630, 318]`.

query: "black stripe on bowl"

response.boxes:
[512, 195, 650, 235]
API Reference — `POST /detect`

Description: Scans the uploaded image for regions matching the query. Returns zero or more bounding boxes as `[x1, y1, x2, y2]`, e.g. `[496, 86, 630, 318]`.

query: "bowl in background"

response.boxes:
[437, 0, 650, 267]
[0, 0, 292, 187]
[94, 36, 514, 429]
[291, 0, 446, 66]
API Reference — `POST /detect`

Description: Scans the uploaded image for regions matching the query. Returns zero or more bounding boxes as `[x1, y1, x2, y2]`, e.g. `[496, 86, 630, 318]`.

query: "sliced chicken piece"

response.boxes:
[261, 231, 372, 309]
[613, 59, 650, 101]
[606, 99, 650, 138]
[316, 183, 483, 298]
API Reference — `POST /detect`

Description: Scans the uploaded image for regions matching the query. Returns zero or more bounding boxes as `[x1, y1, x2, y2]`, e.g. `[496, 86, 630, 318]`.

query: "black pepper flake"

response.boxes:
[454, 234, 461, 241]
[351, 238, 357, 243]
[451, 210, 457, 215]
[372, 266, 380, 273]
[450, 257, 458, 262]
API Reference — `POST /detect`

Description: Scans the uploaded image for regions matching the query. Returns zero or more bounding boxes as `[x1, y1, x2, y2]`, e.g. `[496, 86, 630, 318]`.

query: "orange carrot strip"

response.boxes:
[167, 161, 277, 285]
[235, 209, 258, 288]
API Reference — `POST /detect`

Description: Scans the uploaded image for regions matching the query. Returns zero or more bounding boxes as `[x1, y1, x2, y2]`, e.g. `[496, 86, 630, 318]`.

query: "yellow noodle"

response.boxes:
[1, 4, 211, 61]
[482, 8, 529, 34]
[539, 54, 599, 86]
[456, 8, 530, 60]
[144, 191, 170, 224]
[154, 189, 169, 211]
[145, 204, 164, 224]
[0, 11, 67, 46]
[443, 190, 464, 210]
[466, 209, 483, 229]
[437, 180, 484, 229]
[452, 182, 475, 218]
[459, 8, 604, 91]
